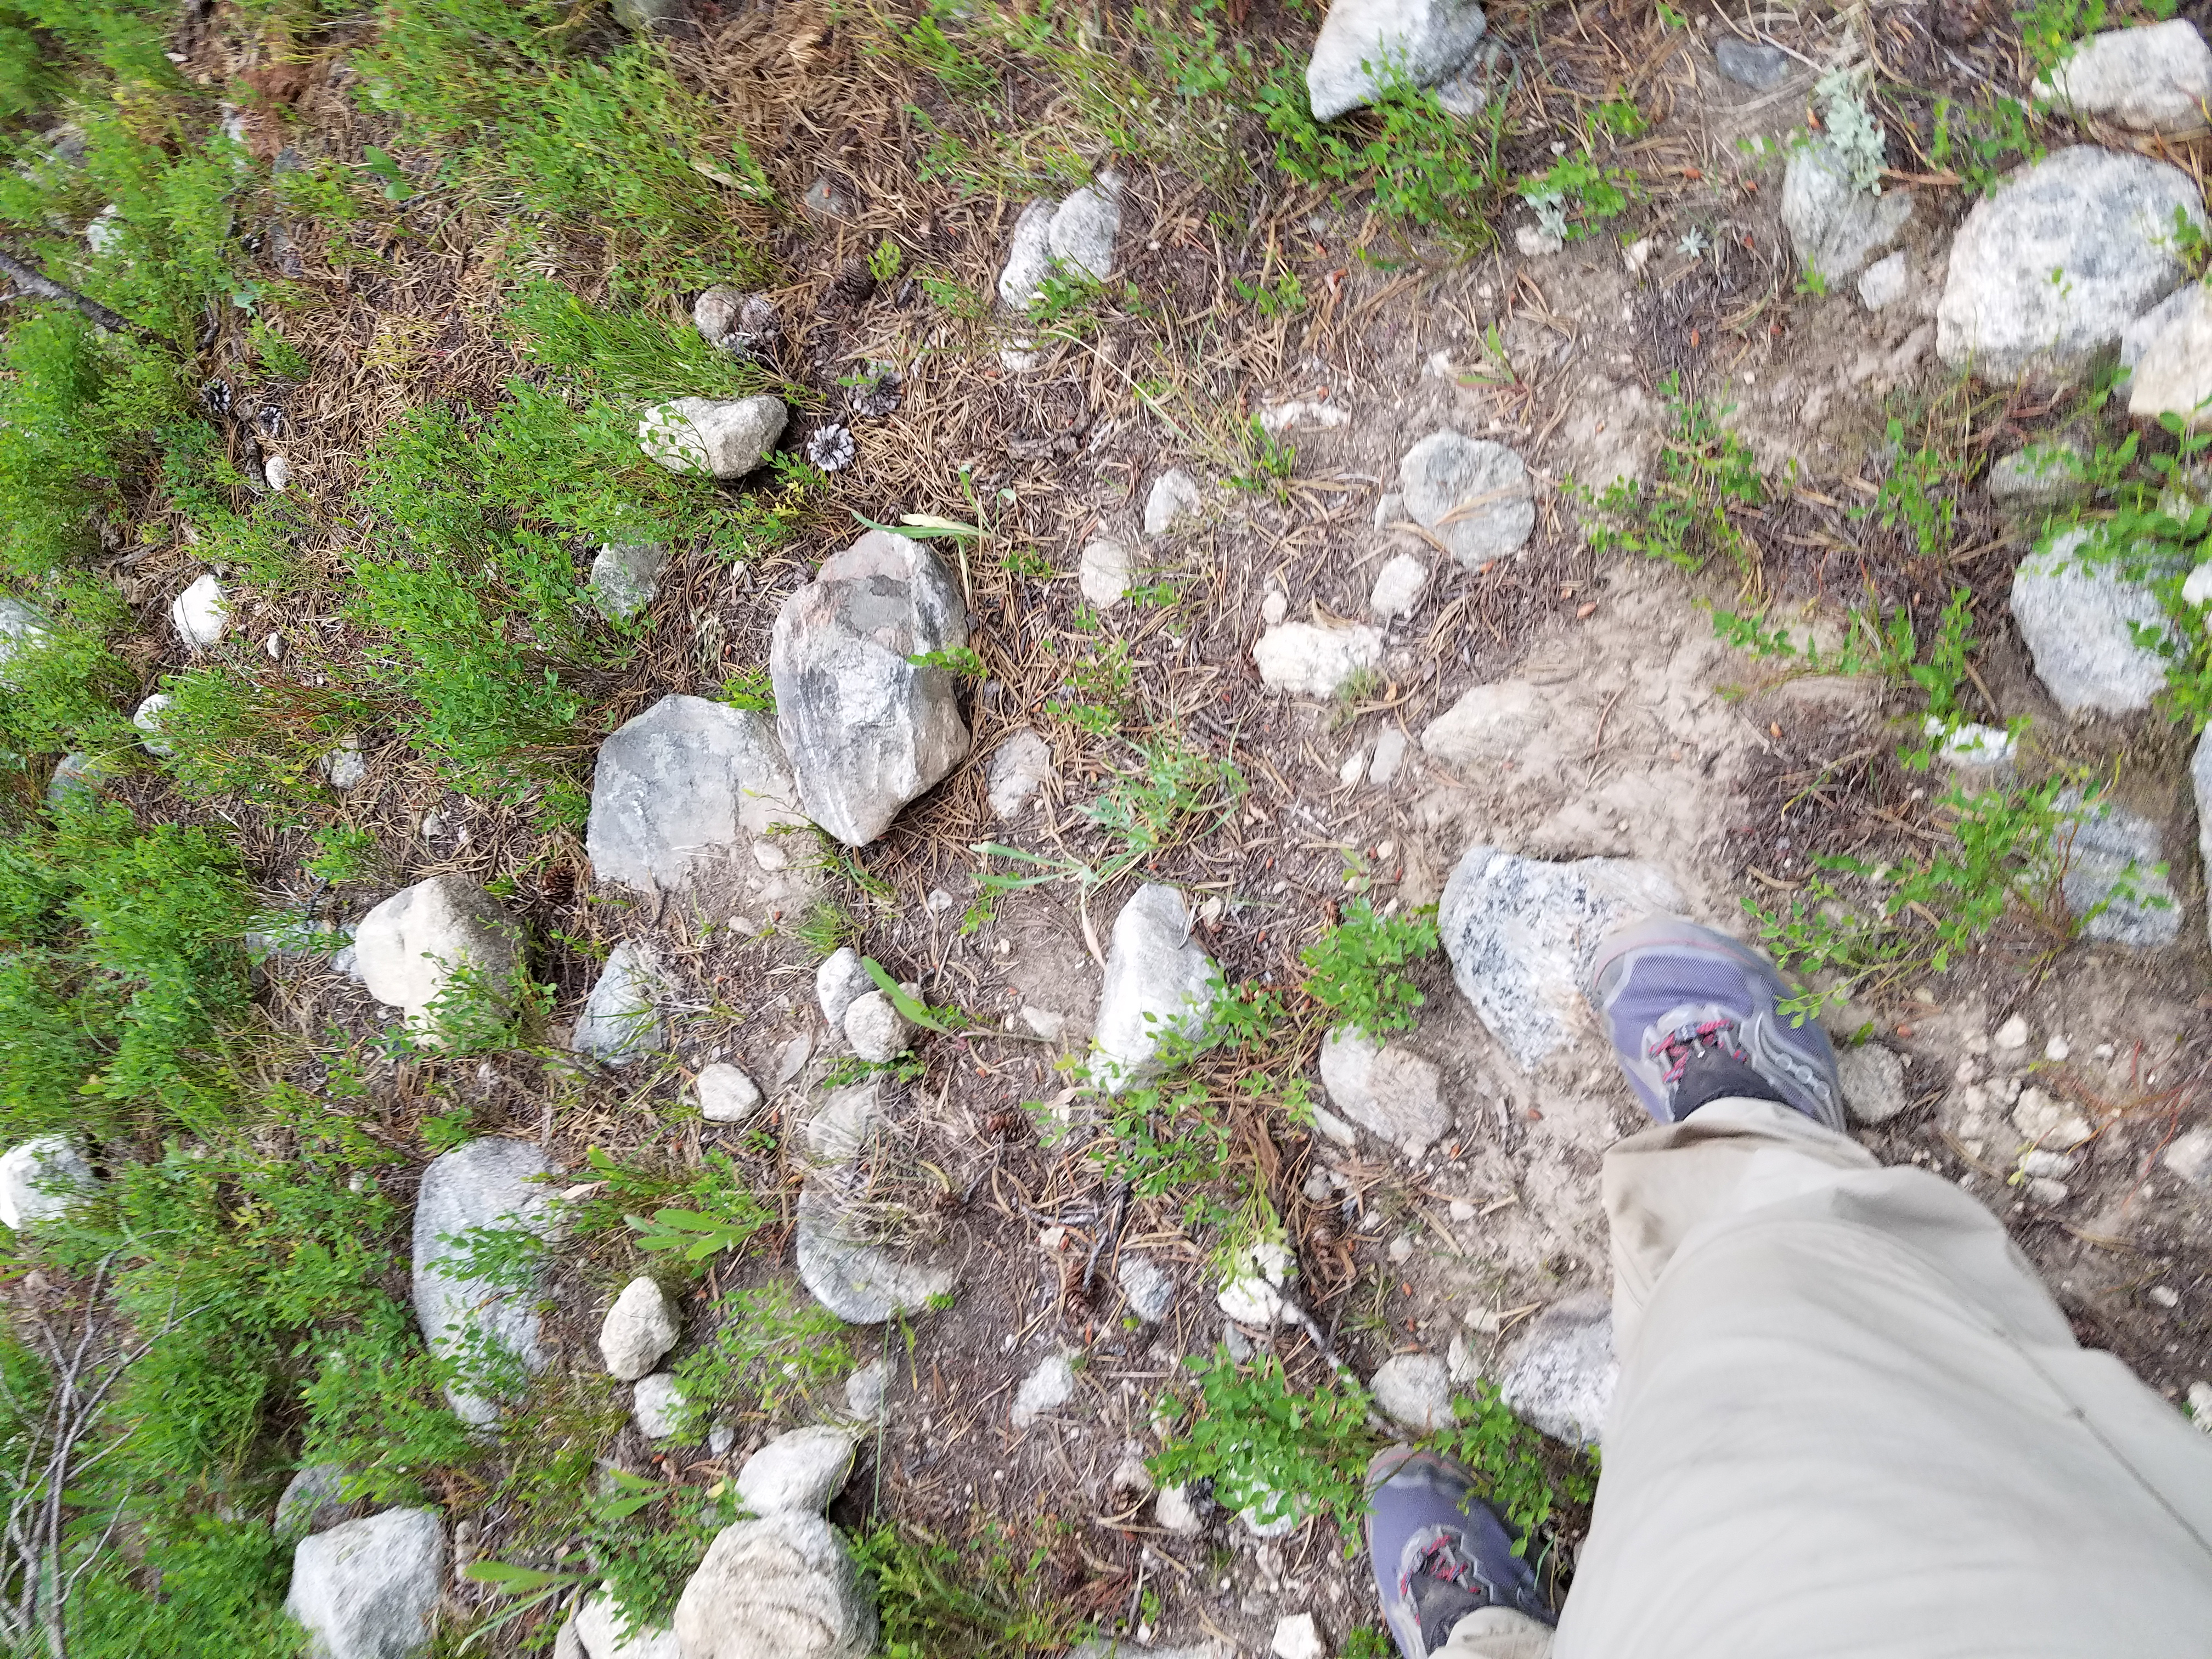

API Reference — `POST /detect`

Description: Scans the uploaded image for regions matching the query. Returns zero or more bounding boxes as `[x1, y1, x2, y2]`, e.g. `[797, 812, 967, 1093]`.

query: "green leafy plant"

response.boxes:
[856, 1520, 1085, 1659]
[1517, 155, 1639, 242]
[1150, 1347, 1380, 1531]
[1301, 900, 1439, 1036]
[1584, 371, 1767, 582]
[668, 1281, 853, 1434]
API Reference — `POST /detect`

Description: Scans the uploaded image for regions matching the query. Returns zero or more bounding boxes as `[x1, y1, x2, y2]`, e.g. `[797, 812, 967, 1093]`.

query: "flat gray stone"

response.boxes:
[1144, 469, 1204, 536]
[638, 395, 787, 478]
[1421, 679, 1542, 768]
[585, 695, 809, 895]
[986, 727, 1054, 818]
[735, 1425, 857, 1514]
[284, 1508, 445, 1659]
[1011, 1351, 1077, 1428]
[1857, 251, 1910, 311]
[673, 1511, 876, 1659]
[351, 876, 521, 1036]
[1714, 37, 1789, 89]
[0, 1136, 96, 1232]
[2010, 528, 2172, 716]
[1438, 846, 1683, 1071]
[1089, 884, 1217, 1093]
[574, 1593, 681, 1659]
[1781, 139, 1911, 283]
[2120, 280, 2212, 427]
[2061, 791, 2180, 948]
[1988, 442, 2088, 509]
[795, 1177, 956, 1323]
[1837, 1045, 1910, 1125]
[1370, 1352, 1454, 1432]
[590, 541, 672, 623]
[575, 941, 668, 1066]
[600, 1276, 680, 1381]
[633, 1372, 688, 1440]
[1047, 184, 1120, 283]
[411, 1138, 560, 1427]
[696, 1062, 764, 1124]
[770, 531, 971, 847]
[1254, 621, 1384, 697]
[1937, 145, 2203, 384]
[2035, 20, 2212, 134]
[815, 949, 871, 1032]
[1398, 430, 1533, 567]
[1318, 1028, 1450, 1155]
[1117, 1253, 1175, 1323]
[1306, 0, 1490, 121]
[1370, 551, 1430, 620]
[1079, 537, 1132, 607]
[276, 1462, 355, 1539]
[1497, 1294, 1615, 1449]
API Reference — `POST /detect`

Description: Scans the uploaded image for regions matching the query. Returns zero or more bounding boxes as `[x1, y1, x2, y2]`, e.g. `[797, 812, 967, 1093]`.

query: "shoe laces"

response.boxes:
[1647, 1017, 1747, 1084]
[1401, 1533, 1486, 1602]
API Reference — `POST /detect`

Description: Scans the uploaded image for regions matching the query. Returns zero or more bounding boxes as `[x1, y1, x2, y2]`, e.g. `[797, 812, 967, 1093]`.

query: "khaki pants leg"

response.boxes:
[1436, 1607, 1554, 1659]
[1550, 1097, 2212, 1659]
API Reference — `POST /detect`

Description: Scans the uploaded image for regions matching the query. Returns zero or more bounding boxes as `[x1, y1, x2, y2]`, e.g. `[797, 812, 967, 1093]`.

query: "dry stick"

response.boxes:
[0, 249, 155, 342]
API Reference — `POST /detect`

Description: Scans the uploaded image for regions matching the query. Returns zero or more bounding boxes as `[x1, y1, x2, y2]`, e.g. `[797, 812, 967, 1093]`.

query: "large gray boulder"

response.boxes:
[1438, 846, 1683, 1071]
[2061, 792, 2181, 948]
[673, 1511, 877, 1659]
[1781, 139, 1911, 283]
[284, 1507, 446, 1659]
[1089, 884, 1218, 1093]
[637, 396, 787, 478]
[795, 1178, 956, 1323]
[1497, 1294, 1615, 1449]
[2034, 20, 2212, 134]
[1398, 431, 1534, 567]
[1936, 145, 2203, 384]
[1306, 0, 1490, 120]
[574, 941, 669, 1066]
[769, 531, 971, 847]
[585, 694, 810, 894]
[410, 1138, 560, 1428]
[2119, 281, 2212, 427]
[352, 876, 522, 1036]
[2009, 529, 2172, 716]
[735, 1425, 859, 1514]
[0, 1136, 97, 1231]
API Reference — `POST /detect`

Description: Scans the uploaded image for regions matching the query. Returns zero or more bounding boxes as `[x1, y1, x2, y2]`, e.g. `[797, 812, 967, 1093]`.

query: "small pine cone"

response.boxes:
[806, 424, 856, 472]
[847, 361, 903, 419]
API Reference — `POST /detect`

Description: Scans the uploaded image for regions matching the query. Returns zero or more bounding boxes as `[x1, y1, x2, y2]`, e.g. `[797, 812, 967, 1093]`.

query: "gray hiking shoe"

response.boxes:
[1585, 915, 1844, 1130]
[1364, 1447, 1554, 1658]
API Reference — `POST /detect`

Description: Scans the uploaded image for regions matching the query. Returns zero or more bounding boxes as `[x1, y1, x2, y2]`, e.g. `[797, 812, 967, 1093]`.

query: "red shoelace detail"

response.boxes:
[1402, 1536, 1477, 1598]
[1647, 1018, 1745, 1084]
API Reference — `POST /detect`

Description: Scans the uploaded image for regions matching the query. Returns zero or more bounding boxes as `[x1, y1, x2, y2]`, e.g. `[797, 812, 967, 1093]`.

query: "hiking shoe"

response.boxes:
[1365, 1447, 1553, 1659]
[1585, 915, 1844, 1130]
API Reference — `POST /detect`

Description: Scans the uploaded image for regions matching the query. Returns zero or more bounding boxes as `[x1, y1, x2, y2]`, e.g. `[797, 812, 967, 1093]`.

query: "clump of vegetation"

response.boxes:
[1585, 373, 1767, 584]
[1301, 900, 1439, 1037]
[856, 1520, 1088, 1659]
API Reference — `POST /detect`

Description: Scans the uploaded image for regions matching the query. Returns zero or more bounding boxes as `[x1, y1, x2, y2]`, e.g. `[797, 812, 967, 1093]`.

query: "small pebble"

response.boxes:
[1449, 1199, 1475, 1223]
[1993, 1015, 2029, 1051]
[2044, 1035, 2070, 1062]
[2149, 1285, 2181, 1309]
[1964, 1032, 1990, 1057]
[1387, 1234, 1413, 1264]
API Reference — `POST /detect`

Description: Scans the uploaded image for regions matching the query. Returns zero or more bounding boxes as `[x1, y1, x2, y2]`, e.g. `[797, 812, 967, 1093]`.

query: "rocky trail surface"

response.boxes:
[1, 0, 2210, 1656]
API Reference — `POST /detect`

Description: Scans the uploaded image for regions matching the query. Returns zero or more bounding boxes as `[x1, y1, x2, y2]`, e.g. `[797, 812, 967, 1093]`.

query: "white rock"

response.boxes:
[132, 691, 174, 755]
[633, 1372, 688, 1439]
[845, 1359, 890, 1420]
[590, 541, 673, 622]
[284, 1508, 445, 1659]
[1514, 223, 1563, 258]
[1497, 1294, 1615, 1448]
[637, 395, 788, 477]
[2009, 529, 2172, 716]
[170, 572, 227, 650]
[575, 941, 668, 1065]
[600, 1277, 679, 1381]
[1079, 537, 1133, 607]
[2012, 1087, 2094, 1150]
[795, 1177, 956, 1323]
[264, 454, 291, 491]
[353, 876, 521, 1035]
[1261, 589, 1289, 625]
[1144, 469, 1204, 536]
[1019, 1005, 1066, 1041]
[2035, 20, 2212, 134]
[320, 736, 368, 791]
[84, 204, 122, 252]
[736, 1425, 858, 1514]
[1254, 621, 1385, 697]
[1118, 1253, 1175, 1323]
[1306, 0, 1491, 121]
[1217, 1239, 1297, 1325]
[586, 695, 809, 894]
[1988, 442, 2089, 510]
[1272, 1612, 1327, 1659]
[1420, 678, 1540, 766]
[1153, 1483, 1204, 1534]
[2165, 1125, 2212, 1187]
[575, 1592, 681, 1659]
[2060, 791, 2181, 949]
[1837, 1046, 1910, 1125]
[1438, 845, 1683, 1071]
[2119, 280, 2212, 428]
[770, 531, 971, 847]
[1937, 145, 2203, 384]
[1857, 251, 1910, 311]
[1993, 1014, 2030, 1051]
[1089, 884, 1217, 1093]
[1926, 719, 2016, 768]
[1318, 1028, 1450, 1155]
[986, 728, 1054, 819]
[997, 199, 1058, 308]
[0, 1137, 97, 1231]
[1338, 749, 1366, 788]
[1782, 139, 1911, 283]
[815, 948, 871, 1031]
[696, 1062, 764, 1124]
[2188, 1379, 2212, 1430]
[803, 1081, 881, 1166]
[1370, 726, 1408, 786]
[1012, 1351, 1078, 1428]
[673, 1511, 876, 1659]
[411, 1138, 560, 1426]
[1048, 183, 1121, 283]
[1369, 1353, 1454, 1432]
[1398, 430, 1534, 567]
[843, 991, 912, 1063]
[1369, 552, 1430, 620]
[1259, 400, 1350, 435]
